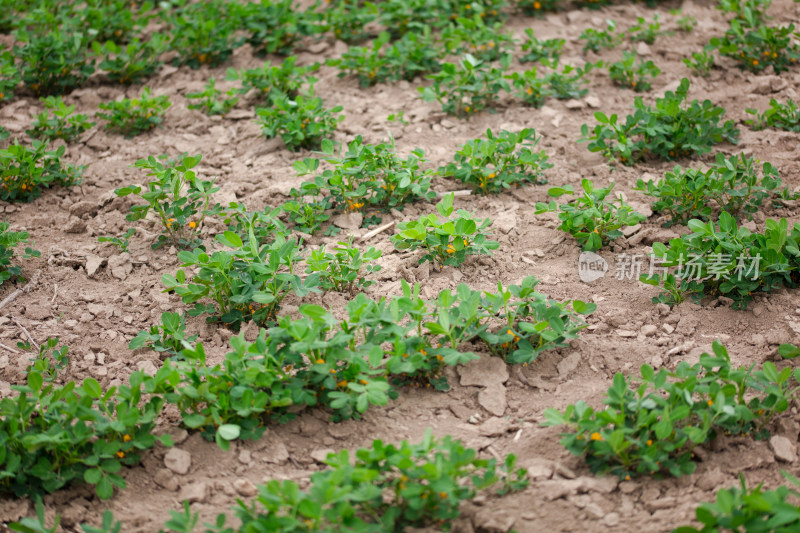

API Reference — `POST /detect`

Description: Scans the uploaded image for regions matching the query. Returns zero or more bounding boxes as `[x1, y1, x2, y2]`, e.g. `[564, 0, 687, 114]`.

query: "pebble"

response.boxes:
[178, 481, 208, 503]
[232, 478, 258, 497]
[478, 384, 507, 417]
[641, 325, 658, 337]
[153, 468, 179, 492]
[310, 448, 335, 464]
[164, 448, 192, 475]
[770, 435, 797, 463]
[459, 355, 509, 388]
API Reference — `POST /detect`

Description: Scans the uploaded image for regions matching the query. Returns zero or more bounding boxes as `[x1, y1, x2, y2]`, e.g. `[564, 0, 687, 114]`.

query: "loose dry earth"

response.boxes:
[2, 0, 800, 531]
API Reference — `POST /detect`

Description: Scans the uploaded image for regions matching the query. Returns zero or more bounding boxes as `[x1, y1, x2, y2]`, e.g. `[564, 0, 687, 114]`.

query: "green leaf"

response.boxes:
[217, 424, 241, 441]
[83, 378, 103, 399]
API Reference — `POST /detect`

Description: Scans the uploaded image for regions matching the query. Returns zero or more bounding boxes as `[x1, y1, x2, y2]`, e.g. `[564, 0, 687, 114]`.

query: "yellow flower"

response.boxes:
[337, 380, 348, 388]
[646, 439, 652, 446]
[123, 434, 132, 442]
[752, 59, 759, 66]
[360, 379, 368, 385]
[116, 451, 125, 458]
[591, 432, 602, 441]
[188, 221, 197, 228]
[330, 368, 336, 374]
[316, 358, 325, 364]
[534, 1, 541, 7]
[707, 399, 713, 406]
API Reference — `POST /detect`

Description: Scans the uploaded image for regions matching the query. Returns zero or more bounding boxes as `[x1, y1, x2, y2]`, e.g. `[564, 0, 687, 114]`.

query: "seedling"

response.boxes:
[713, 21, 800, 73]
[640, 213, 800, 310]
[306, 238, 382, 293]
[608, 51, 661, 91]
[329, 29, 441, 86]
[98, 228, 136, 253]
[580, 20, 622, 53]
[746, 98, 800, 132]
[683, 46, 716, 76]
[441, 16, 515, 62]
[518, 0, 560, 16]
[0, 221, 40, 286]
[256, 93, 343, 151]
[129, 311, 197, 358]
[673, 10, 697, 32]
[237, 0, 316, 56]
[92, 35, 169, 84]
[97, 87, 171, 138]
[387, 110, 408, 124]
[27, 96, 94, 142]
[21, 337, 69, 382]
[519, 29, 564, 63]
[0, 140, 83, 202]
[536, 179, 646, 251]
[580, 78, 739, 165]
[281, 196, 331, 235]
[544, 341, 800, 479]
[292, 136, 436, 213]
[228, 432, 527, 530]
[0, 50, 20, 102]
[162, 230, 319, 330]
[419, 53, 510, 118]
[507, 68, 550, 108]
[392, 192, 499, 269]
[439, 128, 551, 195]
[114, 154, 220, 250]
[167, 1, 244, 68]
[543, 59, 597, 100]
[634, 152, 781, 226]
[322, 0, 378, 43]
[0, 369, 171, 499]
[186, 78, 238, 116]
[14, 31, 95, 95]
[227, 56, 319, 103]
[676, 473, 800, 533]
[627, 14, 665, 45]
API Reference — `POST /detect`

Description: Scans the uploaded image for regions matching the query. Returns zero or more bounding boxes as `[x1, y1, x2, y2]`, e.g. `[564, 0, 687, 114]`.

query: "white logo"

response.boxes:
[578, 252, 608, 283]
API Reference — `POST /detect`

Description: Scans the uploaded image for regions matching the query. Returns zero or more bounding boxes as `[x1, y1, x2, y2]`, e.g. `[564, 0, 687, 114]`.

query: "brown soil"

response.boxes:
[2, 0, 800, 531]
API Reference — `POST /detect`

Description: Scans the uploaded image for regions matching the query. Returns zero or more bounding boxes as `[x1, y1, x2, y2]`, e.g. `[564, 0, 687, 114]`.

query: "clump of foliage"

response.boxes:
[580, 78, 739, 165]
[26, 96, 94, 142]
[439, 128, 551, 194]
[114, 154, 221, 250]
[608, 50, 661, 91]
[536, 179, 646, 251]
[97, 87, 171, 138]
[0, 221, 39, 286]
[746, 98, 800, 132]
[256, 93, 343, 151]
[14, 31, 95, 95]
[186, 78, 238, 116]
[419, 53, 510, 118]
[0, 140, 84, 202]
[635, 153, 781, 227]
[392, 192, 499, 269]
[641, 213, 800, 309]
[545, 341, 800, 479]
[92, 35, 169, 84]
[292, 136, 436, 213]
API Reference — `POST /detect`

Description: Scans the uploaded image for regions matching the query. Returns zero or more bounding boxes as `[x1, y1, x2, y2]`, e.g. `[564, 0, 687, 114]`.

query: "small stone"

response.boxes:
[478, 384, 507, 417]
[603, 512, 620, 526]
[178, 481, 208, 503]
[69, 201, 99, 218]
[662, 323, 675, 334]
[459, 355, 509, 388]
[565, 99, 585, 110]
[137, 360, 158, 376]
[232, 478, 258, 497]
[770, 435, 797, 463]
[107, 253, 132, 281]
[310, 448, 335, 464]
[332, 212, 363, 230]
[752, 304, 765, 317]
[479, 417, 511, 437]
[641, 325, 658, 337]
[695, 467, 726, 491]
[153, 468, 180, 492]
[164, 448, 192, 475]
[85, 254, 104, 278]
[645, 497, 677, 513]
[616, 329, 636, 338]
[64, 217, 87, 234]
[523, 458, 554, 480]
[238, 449, 252, 465]
[557, 352, 581, 376]
[636, 42, 651, 55]
[585, 96, 600, 108]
